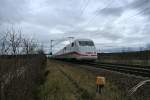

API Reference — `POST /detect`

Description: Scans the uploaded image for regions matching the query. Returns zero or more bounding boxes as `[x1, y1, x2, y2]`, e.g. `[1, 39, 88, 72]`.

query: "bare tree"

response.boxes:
[22, 37, 38, 54]
[7, 28, 22, 55]
[0, 32, 10, 55]
[0, 27, 41, 55]
[37, 43, 45, 54]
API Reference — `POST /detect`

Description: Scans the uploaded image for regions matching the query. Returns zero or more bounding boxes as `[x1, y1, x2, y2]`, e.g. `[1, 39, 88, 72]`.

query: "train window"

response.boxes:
[71, 43, 74, 47]
[79, 41, 94, 46]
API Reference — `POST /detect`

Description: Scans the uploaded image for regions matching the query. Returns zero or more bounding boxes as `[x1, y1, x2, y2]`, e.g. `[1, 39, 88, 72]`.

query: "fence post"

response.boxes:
[96, 76, 105, 94]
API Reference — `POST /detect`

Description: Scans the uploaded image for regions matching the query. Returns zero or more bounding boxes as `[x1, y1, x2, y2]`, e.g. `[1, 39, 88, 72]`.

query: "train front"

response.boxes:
[76, 39, 97, 60]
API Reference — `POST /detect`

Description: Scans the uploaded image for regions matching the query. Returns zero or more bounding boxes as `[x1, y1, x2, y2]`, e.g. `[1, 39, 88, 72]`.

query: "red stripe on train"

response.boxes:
[57, 51, 97, 56]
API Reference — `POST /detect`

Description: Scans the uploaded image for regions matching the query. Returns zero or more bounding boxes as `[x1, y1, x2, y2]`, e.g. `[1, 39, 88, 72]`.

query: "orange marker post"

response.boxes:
[96, 76, 105, 94]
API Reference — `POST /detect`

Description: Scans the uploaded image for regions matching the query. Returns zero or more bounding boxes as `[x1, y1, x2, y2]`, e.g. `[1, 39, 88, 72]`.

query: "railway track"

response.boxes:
[96, 62, 150, 70]
[68, 61, 150, 78]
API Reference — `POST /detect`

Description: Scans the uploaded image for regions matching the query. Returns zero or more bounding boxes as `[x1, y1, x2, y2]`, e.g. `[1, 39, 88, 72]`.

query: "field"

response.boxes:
[38, 60, 143, 100]
[98, 50, 150, 66]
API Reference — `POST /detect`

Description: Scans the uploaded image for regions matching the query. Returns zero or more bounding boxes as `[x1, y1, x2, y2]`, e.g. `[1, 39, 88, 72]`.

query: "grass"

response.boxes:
[1, 55, 46, 100]
[39, 60, 137, 100]
[39, 61, 77, 100]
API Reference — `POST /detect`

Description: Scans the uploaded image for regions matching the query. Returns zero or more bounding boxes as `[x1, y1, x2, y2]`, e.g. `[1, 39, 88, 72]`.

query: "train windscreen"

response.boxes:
[79, 41, 94, 46]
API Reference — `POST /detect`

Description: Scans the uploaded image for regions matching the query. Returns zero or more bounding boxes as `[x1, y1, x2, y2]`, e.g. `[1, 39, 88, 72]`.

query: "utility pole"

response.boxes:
[50, 40, 54, 55]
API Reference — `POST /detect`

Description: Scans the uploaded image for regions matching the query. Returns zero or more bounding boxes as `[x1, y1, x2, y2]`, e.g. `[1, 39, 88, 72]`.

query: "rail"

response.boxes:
[68, 61, 150, 78]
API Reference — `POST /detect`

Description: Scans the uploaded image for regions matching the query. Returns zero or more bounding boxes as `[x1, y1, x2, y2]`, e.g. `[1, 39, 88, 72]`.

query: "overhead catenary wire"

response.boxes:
[85, 0, 149, 27]
[84, 0, 149, 49]
[47, 1, 149, 53]
[66, 0, 114, 36]
[85, 0, 113, 26]
[79, 0, 90, 17]
[122, 7, 150, 21]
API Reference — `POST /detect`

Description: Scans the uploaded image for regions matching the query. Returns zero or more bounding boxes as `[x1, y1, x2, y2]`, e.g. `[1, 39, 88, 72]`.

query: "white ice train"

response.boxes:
[53, 39, 97, 60]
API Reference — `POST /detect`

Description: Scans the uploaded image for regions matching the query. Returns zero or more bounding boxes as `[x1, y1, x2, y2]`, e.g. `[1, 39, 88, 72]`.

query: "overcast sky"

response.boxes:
[0, 0, 150, 53]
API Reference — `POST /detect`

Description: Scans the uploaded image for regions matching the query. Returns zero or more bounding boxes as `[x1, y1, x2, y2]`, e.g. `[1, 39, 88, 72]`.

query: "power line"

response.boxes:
[123, 7, 149, 21]
[85, 0, 113, 26]
[80, 0, 90, 16]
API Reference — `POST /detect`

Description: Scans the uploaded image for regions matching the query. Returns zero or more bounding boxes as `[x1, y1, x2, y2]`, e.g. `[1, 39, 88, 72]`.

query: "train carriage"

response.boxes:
[53, 39, 97, 60]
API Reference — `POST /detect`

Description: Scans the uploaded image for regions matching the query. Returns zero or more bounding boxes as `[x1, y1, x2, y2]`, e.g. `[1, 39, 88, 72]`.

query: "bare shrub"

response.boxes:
[22, 37, 38, 54]
[0, 32, 10, 55]
[0, 28, 41, 55]
[6, 28, 22, 55]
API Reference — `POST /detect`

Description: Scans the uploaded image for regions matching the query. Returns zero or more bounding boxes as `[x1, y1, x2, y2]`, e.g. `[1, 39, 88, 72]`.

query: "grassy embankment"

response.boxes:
[39, 60, 136, 100]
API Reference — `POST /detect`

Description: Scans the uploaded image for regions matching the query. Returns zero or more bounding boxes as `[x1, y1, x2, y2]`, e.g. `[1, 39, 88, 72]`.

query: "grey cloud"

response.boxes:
[0, 0, 28, 24]
[129, 0, 150, 17]
[65, 27, 122, 42]
[130, 0, 150, 8]
[95, 31, 121, 41]
[22, 0, 85, 31]
[0, 0, 150, 52]
[96, 7, 124, 17]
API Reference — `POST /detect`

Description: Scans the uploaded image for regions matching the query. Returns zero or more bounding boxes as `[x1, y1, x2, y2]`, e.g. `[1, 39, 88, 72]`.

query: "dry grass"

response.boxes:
[39, 61, 77, 100]
[1, 55, 46, 100]
[59, 62, 130, 100]
[39, 60, 138, 100]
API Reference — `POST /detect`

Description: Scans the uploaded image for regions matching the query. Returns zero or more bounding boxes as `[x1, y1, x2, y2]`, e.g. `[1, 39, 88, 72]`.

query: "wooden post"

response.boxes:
[96, 76, 105, 94]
